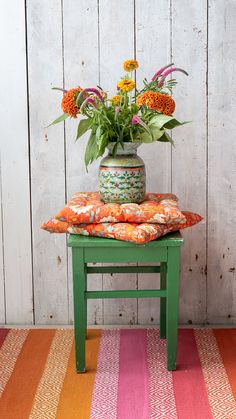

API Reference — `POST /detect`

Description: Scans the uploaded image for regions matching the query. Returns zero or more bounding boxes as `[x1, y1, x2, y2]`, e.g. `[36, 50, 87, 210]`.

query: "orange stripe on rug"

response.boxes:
[0, 329, 55, 419]
[214, 329, 236, 400]
[194, 329, 236, 418]
[29, 329, 73, 419]
[0, 329, 29, 397]
[56, 329, 101, 419]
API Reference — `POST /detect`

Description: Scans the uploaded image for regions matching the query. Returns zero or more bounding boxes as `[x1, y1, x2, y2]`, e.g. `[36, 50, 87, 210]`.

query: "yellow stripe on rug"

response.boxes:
[0, 329, 29, 396]
[56, 329, 101, 419]
[29, 329, 73, 419]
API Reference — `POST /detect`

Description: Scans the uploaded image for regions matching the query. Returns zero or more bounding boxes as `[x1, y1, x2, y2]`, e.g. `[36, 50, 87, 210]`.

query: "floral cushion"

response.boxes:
[55, 192, 186, 225]
[42, 212, 203, 244]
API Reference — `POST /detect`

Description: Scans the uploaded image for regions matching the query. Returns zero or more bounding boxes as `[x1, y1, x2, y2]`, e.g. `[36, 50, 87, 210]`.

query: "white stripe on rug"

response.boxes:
[0, 329, 29, 396]
[194, 329, 236, 419]
[147, 329, 177, 418]
[90, 329, 120, 419]
[29, 329, 73, 419]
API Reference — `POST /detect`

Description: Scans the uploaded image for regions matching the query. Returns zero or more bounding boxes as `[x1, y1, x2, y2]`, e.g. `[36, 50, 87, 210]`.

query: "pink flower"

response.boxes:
[115, 106, 120, 113]
[131, 115, 142, 125]
[131, 115, 149, 131]
[151, 63, 174, 81]
[158, 67, 188, 86]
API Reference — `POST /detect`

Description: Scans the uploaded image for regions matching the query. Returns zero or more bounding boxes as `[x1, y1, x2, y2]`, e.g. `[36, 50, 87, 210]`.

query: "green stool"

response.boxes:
[68, 231, 184, 372]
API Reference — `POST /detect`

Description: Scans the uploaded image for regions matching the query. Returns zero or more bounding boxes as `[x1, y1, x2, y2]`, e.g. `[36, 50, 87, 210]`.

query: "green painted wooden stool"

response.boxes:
[68, 231, 184, 372]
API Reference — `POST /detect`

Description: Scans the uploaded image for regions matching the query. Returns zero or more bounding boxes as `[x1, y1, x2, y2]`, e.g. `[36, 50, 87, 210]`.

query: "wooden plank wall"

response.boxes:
[0, 0, 235, 325]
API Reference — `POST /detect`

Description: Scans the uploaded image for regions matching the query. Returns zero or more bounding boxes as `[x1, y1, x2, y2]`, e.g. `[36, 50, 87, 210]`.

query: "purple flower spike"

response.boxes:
[158, 67, 188, 86]
[151, 63, 174, 81]
[83, 87, 104, 101]
[80, 97, 97, 111]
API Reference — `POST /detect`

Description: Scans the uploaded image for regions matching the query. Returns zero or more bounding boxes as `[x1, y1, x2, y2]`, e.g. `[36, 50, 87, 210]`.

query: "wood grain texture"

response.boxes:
[63, 0, 103, 325]
[135, 0, 171, 324]
[27, 0, 68, 324]
[207, 0, 236, 323]
[171, 0, 207, 323]
[0, 162, 5, 323]
[0, 1, 33, 323]
[1, 0, 236, 325]
[99, 0, 138, 325]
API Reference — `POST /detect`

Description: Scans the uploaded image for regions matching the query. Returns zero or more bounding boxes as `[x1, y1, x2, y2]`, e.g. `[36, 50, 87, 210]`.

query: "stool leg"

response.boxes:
[160, 262, 167, 339]
[166, 247, 180, 371]
[72, 247, 86, 373]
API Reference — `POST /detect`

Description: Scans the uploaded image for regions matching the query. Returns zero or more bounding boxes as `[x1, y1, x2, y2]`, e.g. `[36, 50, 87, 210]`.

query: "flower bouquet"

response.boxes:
[49, 60, 188, 203]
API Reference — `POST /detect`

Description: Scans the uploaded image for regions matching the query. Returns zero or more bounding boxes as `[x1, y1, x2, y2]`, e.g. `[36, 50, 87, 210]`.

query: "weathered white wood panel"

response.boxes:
[63, 0, 103, 325]
[0, 163, 5, 323]
[135, 0, 171, 324]
[0, 1, 33, 323]
[207, 0, 236, 323]
[99, 0, 138, 324]
[171, 0, 207, 324]
[27, 0, 68, 324]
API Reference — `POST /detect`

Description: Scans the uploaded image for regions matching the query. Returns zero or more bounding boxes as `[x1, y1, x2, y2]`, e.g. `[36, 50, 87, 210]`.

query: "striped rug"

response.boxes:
[0, 328, 236, 418]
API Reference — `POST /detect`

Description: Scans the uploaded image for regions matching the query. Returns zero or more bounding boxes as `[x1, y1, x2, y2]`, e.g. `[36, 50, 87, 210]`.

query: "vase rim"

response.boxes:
[107, 141, 140, 155]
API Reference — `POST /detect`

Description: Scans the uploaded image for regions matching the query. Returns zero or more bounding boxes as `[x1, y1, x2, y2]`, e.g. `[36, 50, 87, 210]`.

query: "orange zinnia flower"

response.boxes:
[136, 91, 175, 115]
[110, 95, 122, 105]
[123, 59, 139, 72]
[61, 87, 83, 118]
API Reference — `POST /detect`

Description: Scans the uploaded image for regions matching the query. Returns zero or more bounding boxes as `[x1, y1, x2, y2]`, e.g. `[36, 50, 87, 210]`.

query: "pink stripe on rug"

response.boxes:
[90, 329, 120, 419]
[0, 329, 9, 348]
[147, 329, 177, 418]
[117, 329, 149, 419]
[172, 329, 213, 419]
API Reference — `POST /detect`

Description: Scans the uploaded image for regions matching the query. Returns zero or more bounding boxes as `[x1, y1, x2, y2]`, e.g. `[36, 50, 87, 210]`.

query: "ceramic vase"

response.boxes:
[99, 142, 146, 204]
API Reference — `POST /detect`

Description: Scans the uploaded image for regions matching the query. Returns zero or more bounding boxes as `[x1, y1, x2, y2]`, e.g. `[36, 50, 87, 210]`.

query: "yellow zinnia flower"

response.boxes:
[110, 95, 122, 105]
[123, 59, 139, 72]
[117, 79, 136, 92]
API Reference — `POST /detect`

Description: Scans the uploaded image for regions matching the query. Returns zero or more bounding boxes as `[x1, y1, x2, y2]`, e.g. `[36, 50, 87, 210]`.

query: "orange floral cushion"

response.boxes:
[42, 212, 203, 244]
[55, 192, 186, 225]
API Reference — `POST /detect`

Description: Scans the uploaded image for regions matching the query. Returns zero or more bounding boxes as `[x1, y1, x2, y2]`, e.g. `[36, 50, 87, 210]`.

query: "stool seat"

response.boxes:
[68, 231, 184, 372]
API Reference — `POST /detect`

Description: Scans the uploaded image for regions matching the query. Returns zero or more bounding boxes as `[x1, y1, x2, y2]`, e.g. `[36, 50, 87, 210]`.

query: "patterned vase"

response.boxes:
[99, 142, 146, 203]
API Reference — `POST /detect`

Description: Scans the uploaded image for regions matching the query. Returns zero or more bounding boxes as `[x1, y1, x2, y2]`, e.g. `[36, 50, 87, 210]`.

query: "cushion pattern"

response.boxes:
[55, 192, 186, 225]
[42, 212, 203, 244]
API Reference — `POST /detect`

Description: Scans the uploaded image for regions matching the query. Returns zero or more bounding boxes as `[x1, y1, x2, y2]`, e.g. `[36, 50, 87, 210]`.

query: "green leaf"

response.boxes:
[97, 131, 109, 157]
[47, 113, 69, 127]
[149, 114, 190, 130]
[163, 119, 190, 130]
[149, 114, 174, 129]
[158, 131, 174, 145]
[84, 132, 99, 169]
[148, 124, 165, 141]
[111, 141, 119, 157]
[76, 118, 91, 140]
[52, 87, 66, 92]
[134, 131, 153, 143]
